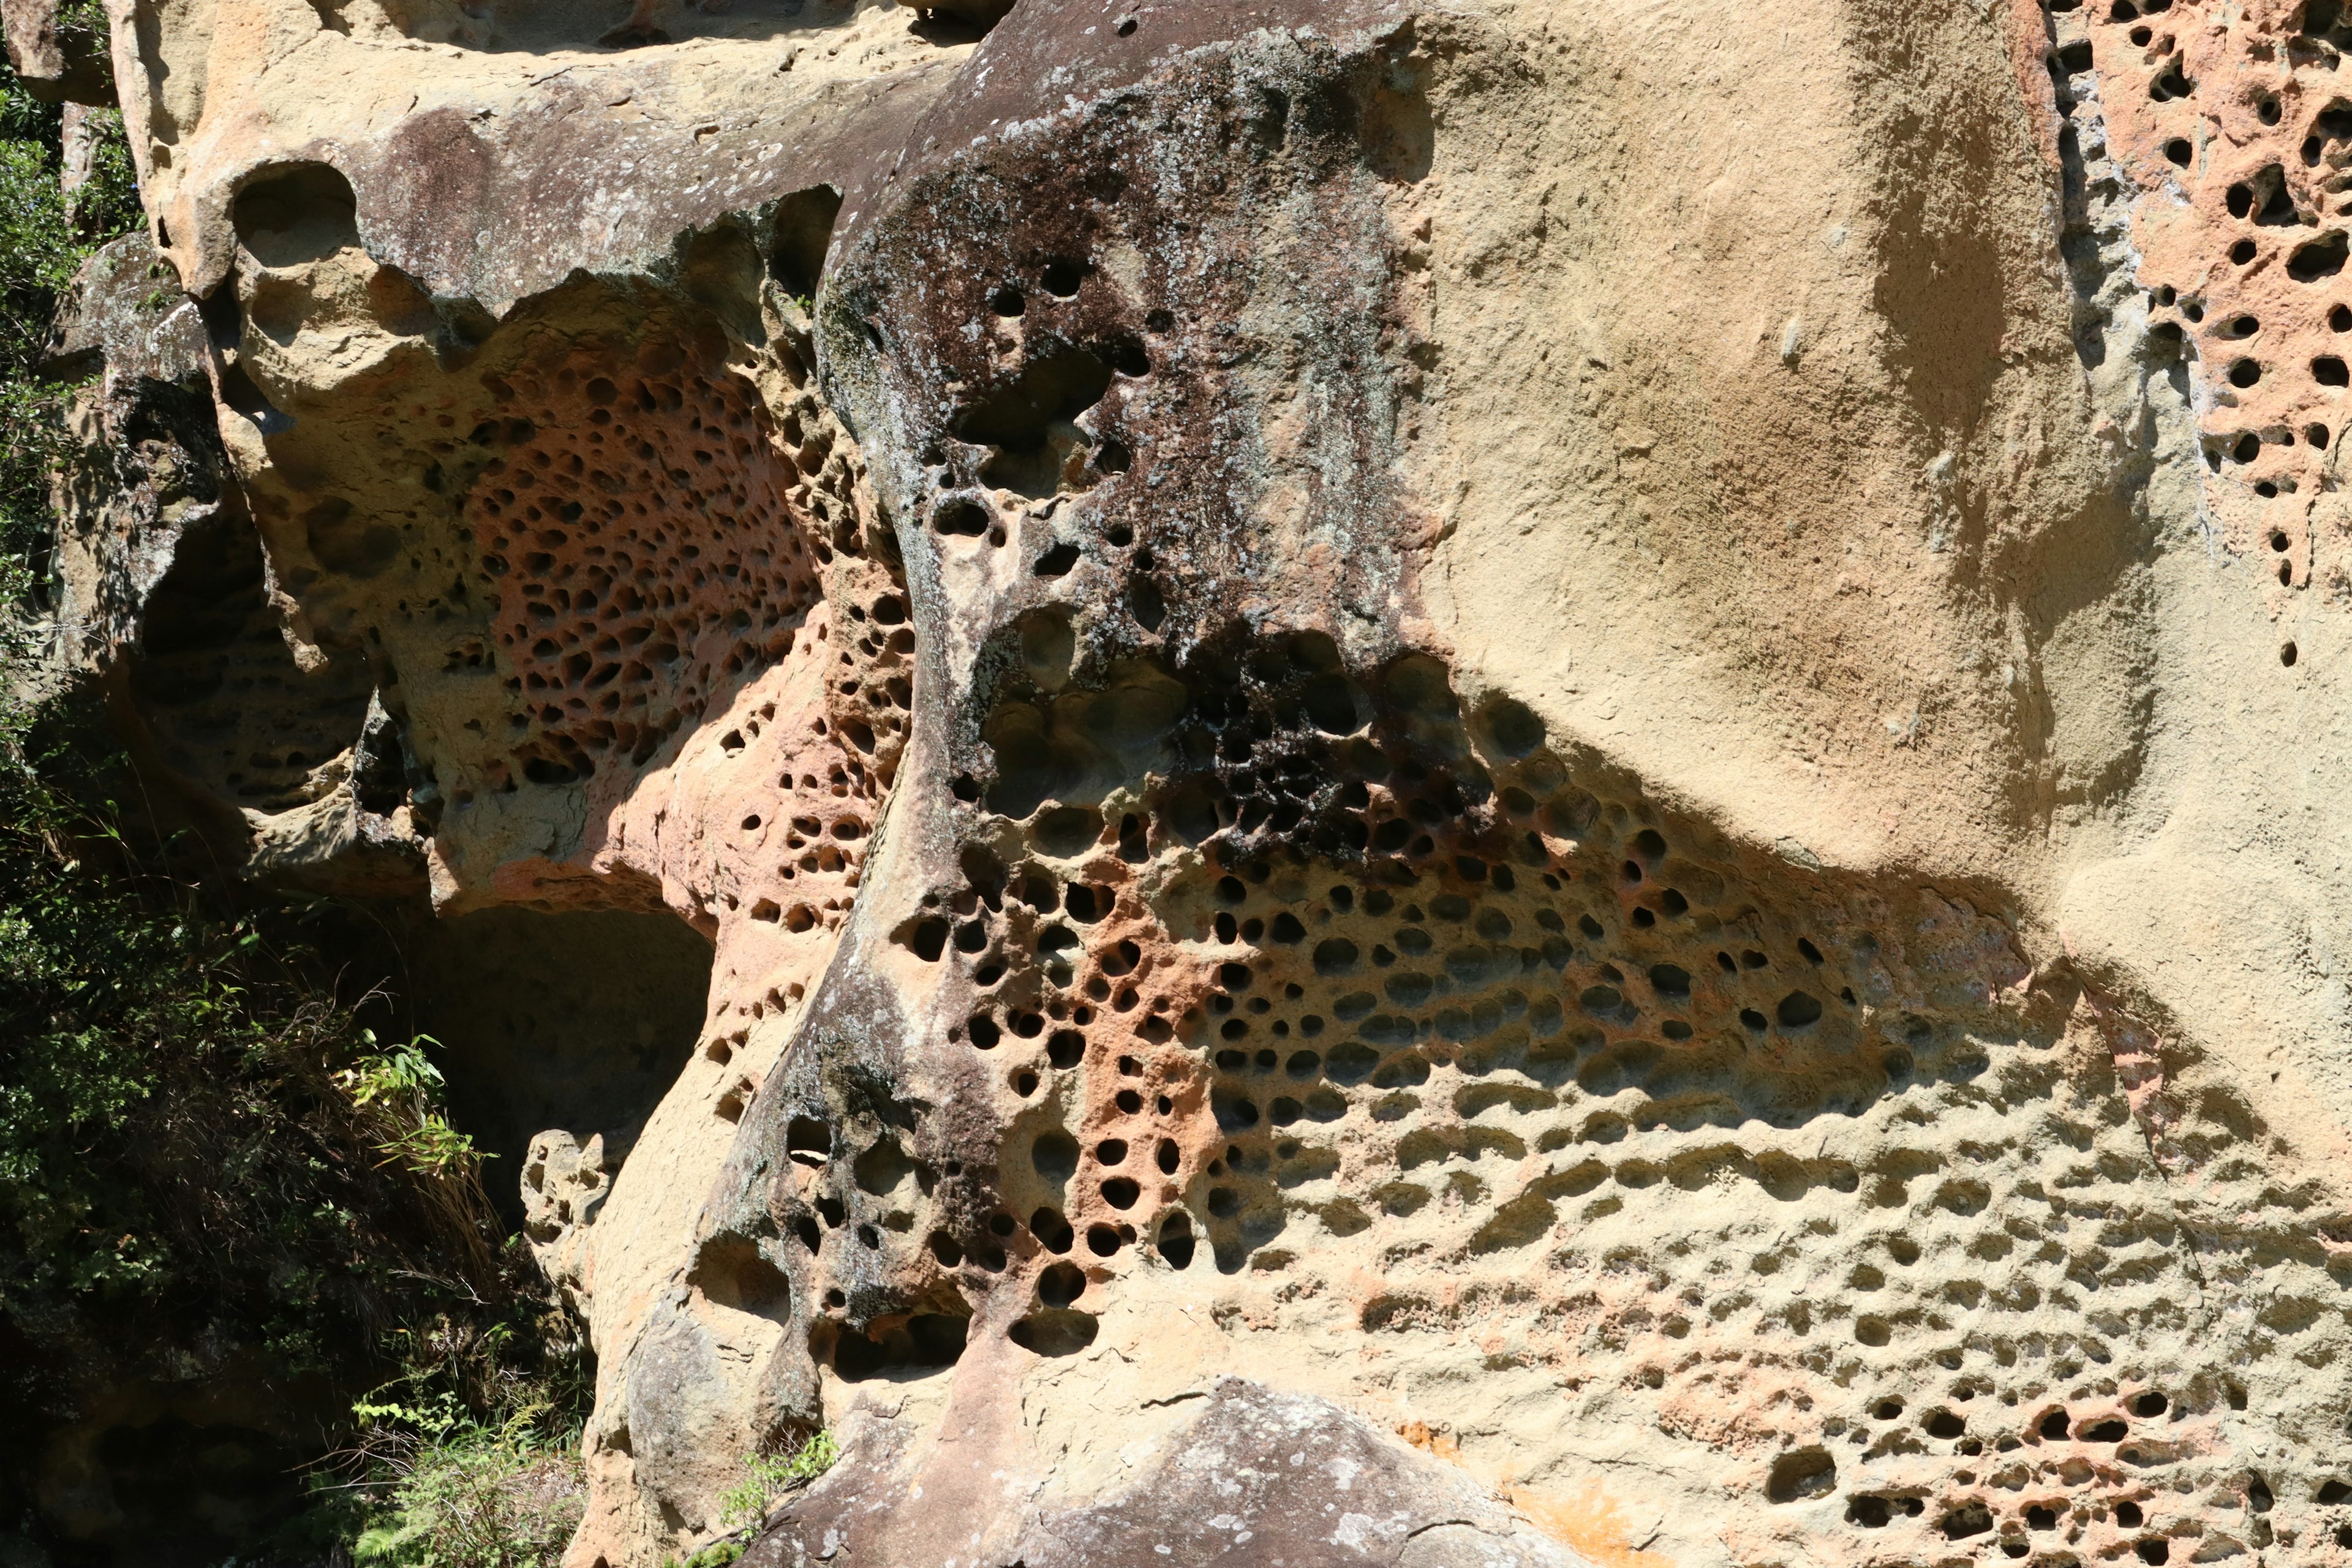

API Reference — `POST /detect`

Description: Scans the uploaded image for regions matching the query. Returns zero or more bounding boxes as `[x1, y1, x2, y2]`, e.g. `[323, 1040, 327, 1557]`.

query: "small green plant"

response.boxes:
[654, 1431, 841, 1567]
[718, 1429, 839, 1532]
[341, 1033, 494, 1179]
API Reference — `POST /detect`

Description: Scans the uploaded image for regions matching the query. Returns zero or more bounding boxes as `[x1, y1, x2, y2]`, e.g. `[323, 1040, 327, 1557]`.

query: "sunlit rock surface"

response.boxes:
[24, 0, 2352, 1561]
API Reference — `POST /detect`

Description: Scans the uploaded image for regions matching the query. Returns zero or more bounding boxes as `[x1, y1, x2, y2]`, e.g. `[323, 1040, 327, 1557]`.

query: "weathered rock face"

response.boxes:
[32, 0, 2352, 1561]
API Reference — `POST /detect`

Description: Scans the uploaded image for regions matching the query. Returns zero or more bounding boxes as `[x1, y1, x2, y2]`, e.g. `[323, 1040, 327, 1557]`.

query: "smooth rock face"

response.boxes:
[36, 0, 2352, 1561]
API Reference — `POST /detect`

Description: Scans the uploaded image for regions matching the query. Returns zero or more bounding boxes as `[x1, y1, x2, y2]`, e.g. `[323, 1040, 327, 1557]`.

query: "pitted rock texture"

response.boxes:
[40, 0, 2352, 1563]
[2043, 0, 2352, 635]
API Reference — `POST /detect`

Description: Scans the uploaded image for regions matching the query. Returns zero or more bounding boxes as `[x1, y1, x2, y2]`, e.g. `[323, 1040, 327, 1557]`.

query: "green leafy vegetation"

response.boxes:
[333, 1397, 587, 1568]
[720, 1431, 839, 1532]
[0, 19, 137, 614]
[0, 669, 593, 1559]
[345, 1035, 502, 1182]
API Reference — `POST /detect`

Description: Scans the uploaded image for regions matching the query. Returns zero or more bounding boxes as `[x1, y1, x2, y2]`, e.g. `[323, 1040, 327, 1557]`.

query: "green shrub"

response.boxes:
[0, 38, 137, 616]
[0, 694, 493, 1362]
[339, 1398, 587, 1568]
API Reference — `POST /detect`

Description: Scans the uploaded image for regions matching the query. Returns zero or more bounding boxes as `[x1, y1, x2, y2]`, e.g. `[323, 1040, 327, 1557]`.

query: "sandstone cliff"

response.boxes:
[17, 0, 2352, 1562]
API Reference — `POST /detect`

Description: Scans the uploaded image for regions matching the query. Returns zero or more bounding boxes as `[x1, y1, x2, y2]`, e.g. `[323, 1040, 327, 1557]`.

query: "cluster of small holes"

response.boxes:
[1131, 812, 2336, 1559]
[970, 629, 1408, 854]
[718, 728, 878, 940]
[1125, 812, 2002, 1277]
[467, 342, 829, 779]
[899, 829, 1179, 1346]
[925, 258, 1144, 526]
[891, 631, 2352, 1553]
[826, 577, 918, 765]
[2056, 0, 2352, 646]
[769, 1108, 982, 1379]
[915, 646, 2034, 1312]
[1833, 1381, 2326, 1565]
[911, 249, 1164, 621]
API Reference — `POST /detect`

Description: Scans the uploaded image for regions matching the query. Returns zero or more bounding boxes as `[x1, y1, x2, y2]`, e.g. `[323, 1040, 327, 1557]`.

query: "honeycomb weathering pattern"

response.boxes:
[738, 635, 2328, 1568]
[2051, 0, 2352, 620]
[35, 0, 2352, 1561]
[467, 346, 826, 782]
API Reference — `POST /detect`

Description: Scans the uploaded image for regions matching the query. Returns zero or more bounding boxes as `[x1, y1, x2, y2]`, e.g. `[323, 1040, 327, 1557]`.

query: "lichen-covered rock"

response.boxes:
[741, 1378, 1605, 1567]
[42, 0, 2352, 1562]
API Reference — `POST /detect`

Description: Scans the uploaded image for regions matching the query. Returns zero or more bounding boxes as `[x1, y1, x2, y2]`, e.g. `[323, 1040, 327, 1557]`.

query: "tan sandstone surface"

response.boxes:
[20, 0, 2352, 1562]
